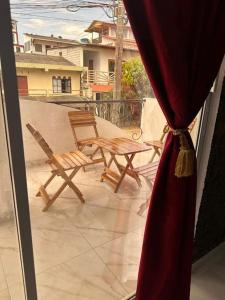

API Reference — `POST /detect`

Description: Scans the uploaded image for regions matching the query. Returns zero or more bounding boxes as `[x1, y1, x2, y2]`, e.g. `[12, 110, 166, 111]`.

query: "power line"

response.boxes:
[12, 12, 95, 24]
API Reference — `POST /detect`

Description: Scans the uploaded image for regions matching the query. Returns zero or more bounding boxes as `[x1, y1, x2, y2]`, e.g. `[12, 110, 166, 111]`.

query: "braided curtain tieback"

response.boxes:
[169, 127, 195, 177]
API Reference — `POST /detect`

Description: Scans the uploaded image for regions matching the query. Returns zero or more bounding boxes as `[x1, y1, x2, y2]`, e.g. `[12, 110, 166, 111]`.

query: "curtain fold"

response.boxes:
[123, 1, 225, 299]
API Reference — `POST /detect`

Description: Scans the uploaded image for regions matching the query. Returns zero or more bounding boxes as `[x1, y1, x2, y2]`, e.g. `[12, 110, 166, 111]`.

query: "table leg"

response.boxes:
[111, 154, 123, 174]
[125, 154, 142, 188]
[101, 152, 142, 193]
[100, 153, 115, 182]
[114, 153, 136, 193]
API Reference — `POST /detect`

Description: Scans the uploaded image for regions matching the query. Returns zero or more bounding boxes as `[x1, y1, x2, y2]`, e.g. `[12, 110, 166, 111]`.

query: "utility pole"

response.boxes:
[113, 0, 125, 100]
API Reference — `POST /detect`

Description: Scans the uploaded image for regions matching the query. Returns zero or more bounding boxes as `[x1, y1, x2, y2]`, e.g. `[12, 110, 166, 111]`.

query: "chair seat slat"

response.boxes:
[62, 153, 80, 167]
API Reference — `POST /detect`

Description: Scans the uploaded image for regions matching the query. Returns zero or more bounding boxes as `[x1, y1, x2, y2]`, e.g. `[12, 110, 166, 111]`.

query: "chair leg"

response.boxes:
[149, 147, 161, 163]
[79, 144, 87, 173]
[99, 147, 107, 167]
[36, 172, 56, 197]
[90, 146, 107, 167]
[42, 180, 71, 212]
[58, 167, 85, 203]
[40, 168, 84, 212]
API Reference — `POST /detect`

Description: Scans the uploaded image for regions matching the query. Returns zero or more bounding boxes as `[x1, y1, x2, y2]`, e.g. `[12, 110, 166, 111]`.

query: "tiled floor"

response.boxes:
[0, 157, 225, 299]
[27, 161, 148, 300]
[0, 155, 150, 300]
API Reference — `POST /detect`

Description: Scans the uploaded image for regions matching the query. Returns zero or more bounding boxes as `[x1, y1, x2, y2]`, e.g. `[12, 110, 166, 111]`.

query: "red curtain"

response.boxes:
[123, 1, 225, 299]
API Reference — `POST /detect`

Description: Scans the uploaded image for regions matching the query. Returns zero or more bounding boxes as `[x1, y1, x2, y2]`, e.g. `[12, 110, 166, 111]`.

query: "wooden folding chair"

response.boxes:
[26, 123, 94, 212]
[146, 119, 197, 163]
[135, 118, 197, 215]
[68, 110, 107, 168]
[146, 124, 169, 163]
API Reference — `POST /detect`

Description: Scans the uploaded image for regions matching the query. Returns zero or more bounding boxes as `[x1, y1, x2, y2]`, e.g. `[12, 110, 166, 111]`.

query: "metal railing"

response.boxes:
[18, 89, 81, 97]
[82, 70, 115, 85]
[49, 99, 145, 130]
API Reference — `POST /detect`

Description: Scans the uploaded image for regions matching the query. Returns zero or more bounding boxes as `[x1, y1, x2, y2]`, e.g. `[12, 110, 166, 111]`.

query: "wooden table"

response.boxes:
[94, 137, 151, 193]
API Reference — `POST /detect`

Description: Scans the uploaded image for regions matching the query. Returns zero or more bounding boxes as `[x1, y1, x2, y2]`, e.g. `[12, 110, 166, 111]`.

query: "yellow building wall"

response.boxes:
[16, 68, 81, 96]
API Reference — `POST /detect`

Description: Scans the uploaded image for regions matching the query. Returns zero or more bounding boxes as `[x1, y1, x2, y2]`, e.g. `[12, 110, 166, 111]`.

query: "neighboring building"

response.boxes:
[12, 20, 24, 53]
[23, 20, 139, 99]
[84, 20, 138, 51]
[15, 53, 83, 97]
[48, 43, 139, 99]
[24, 33, 79, 55]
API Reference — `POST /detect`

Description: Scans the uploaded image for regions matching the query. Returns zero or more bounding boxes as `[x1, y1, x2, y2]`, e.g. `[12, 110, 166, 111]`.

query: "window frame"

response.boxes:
[52, 76, 72, 94]
[34, 43, 42, 53]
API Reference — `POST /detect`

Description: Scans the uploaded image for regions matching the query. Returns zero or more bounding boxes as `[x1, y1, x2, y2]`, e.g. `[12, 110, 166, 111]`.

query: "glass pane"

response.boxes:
[0, 68, 25, 299]
[10, 1, 203, 299]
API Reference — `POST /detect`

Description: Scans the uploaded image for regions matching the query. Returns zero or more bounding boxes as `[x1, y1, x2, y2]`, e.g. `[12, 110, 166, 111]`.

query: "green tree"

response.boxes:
[122, 57, 154, 99]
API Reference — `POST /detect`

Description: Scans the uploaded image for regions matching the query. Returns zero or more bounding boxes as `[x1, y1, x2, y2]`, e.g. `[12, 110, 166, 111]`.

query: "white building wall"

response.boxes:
[48, 47, 83, 66]
[48, 46, 139, 72]
[83, 47, 139, 72]
[83, 50, 100, 70]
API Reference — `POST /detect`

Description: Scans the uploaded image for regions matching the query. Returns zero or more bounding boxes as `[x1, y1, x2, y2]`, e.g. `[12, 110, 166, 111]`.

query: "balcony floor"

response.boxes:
[0, 154, 150, 299]
[0, 156, 225, 299]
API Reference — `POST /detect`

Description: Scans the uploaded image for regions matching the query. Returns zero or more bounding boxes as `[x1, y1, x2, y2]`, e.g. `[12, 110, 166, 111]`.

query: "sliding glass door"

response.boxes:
[0, 1, 37, 299]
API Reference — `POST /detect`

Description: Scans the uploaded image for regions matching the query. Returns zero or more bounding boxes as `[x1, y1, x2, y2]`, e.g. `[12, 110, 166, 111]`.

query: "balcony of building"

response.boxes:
[83, 69, 115, 85]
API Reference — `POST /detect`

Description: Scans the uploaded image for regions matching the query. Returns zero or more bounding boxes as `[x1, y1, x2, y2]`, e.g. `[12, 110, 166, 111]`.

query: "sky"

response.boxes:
[10, 0, 113, 44]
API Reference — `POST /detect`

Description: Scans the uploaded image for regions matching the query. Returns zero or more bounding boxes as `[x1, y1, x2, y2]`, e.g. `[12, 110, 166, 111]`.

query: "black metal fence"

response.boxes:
[50, 99, 145, 128]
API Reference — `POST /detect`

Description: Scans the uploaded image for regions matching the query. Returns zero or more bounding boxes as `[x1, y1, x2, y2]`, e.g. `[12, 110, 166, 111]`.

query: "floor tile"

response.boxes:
[88, 205, 146, 235]
[30, 211, 92, 273]
[0, 224, 24, 288]
[78, 227, 123, 248]
[190, 243, 225, 300]
[0, 289, 10, 300]
[8, 283, 25, 300]
[95, 232, 144, 293]
[0, 259, 7, 291]
[36, 250, 127, 300]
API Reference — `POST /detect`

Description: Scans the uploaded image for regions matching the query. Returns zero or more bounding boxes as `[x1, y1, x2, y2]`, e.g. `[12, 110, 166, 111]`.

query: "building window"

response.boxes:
[34, 44, 42, 52]
[52, 77, 62, 93]
[16, 47, 21, 53]
[62, 77, 71, 93]
[102, 28, 109, 36]
[52, 77, 71, 94]
[108, 59, 115, 73]
[24, 41, 31, 52]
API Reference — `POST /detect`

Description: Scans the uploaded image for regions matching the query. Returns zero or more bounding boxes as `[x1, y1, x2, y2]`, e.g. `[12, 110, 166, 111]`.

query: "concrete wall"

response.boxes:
[141, 98, 200, 146]
[19, 99, 127, 163]
[16, 68, 81, 96]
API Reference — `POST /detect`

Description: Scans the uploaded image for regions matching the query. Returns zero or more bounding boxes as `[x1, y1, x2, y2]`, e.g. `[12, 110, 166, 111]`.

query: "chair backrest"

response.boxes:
[26, 123, 53, 159]
[68, 110, 99, 144]
[161, 118, 196, 142]
[188, 118, 197, 133]
[160, 124, 170, 142]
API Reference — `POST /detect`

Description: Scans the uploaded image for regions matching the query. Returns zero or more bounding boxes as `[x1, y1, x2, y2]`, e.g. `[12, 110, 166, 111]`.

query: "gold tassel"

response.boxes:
[171, 130, 195, 178]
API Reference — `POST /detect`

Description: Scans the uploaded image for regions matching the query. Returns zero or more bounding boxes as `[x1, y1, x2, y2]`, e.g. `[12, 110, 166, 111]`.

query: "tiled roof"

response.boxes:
[85, 20, 131, 32]
[24, 33, 79, 45]
[15, 53, 75, 66]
